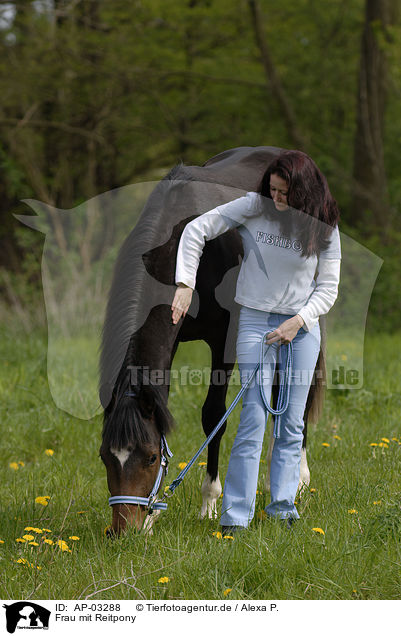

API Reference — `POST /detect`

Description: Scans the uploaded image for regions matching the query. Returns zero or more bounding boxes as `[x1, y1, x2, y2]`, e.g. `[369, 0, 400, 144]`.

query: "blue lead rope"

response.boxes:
[165, 332, 293, 499]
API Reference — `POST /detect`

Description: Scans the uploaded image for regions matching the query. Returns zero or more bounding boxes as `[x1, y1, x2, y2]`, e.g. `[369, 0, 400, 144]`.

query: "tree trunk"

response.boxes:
[352, 0, 395, 236]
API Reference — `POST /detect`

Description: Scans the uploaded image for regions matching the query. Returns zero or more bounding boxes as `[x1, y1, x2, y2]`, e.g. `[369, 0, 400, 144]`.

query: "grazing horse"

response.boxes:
[99, 146, 326, 535]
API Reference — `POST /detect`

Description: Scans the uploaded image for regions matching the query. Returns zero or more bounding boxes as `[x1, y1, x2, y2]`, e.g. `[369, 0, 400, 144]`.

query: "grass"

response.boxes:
[0, 322, 400, 600]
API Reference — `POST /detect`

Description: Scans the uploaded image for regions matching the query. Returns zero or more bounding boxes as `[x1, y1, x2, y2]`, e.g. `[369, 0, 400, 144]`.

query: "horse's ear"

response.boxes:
[138, 386, 155, 418]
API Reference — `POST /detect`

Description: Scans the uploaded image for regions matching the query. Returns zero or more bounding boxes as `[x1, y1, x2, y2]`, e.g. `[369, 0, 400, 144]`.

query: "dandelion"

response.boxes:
[44, 449, 54, 456]
[212, 531, 222, 540]
[42, 529, 51, 533]
[18, 461, 25, 467]
[369, 443, 378, 447]
[158, 576, 169, 584]
[56, 540, 71, 552]
[9, 462, 19, 470]
[347, 509, 358, 514]
[178, 462, 187, 470]
[223, 535, 234, 540]
[223, 588, 232, 596]
[381, 438, 390, 444]
[0, 540, 4, 544]
[43, 539, 54, 545]
[333, 435, 342, 440]
[22, 535, 35, 541]
[378, 442, 389, 448]
[373, 501, 381, 506]
[28, 542, 39, 547]
[35, 496, 50, 506]
[77, 511, 87, 515]
[321, 443, 330, 447]
[68, 536, 80, 541]
[312, 527, 325, 535]
[198, 462, 206, 467]
[310, 488, 317, 493]
[24, 527, 36, 532]
[16, 538, 26, 543]
[391, 437, 399, 442]
[16, 558, 29, 565]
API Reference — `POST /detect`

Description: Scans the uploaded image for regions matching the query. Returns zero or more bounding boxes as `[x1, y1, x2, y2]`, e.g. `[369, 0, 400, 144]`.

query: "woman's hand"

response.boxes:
[171, 283, 193, 325]
[265, 315, 304, 346]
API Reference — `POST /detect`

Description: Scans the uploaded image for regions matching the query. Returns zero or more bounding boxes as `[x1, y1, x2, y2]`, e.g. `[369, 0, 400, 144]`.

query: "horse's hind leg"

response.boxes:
[200, 337, 234, 519]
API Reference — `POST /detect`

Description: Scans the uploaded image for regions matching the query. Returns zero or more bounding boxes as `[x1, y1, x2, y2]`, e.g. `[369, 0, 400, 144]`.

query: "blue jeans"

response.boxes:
[220, 306, 321, 526]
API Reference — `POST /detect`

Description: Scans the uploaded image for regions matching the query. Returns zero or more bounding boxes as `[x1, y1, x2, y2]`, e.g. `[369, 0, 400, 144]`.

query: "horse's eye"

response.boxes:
[149, 454, 158, 465]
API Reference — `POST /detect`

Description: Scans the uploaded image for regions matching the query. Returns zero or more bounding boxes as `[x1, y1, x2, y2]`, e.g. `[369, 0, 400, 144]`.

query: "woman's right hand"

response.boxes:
[171, 283, 193, 324]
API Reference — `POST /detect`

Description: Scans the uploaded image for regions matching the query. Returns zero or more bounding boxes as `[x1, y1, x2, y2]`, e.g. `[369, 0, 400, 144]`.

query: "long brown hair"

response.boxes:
[260, 150, 340, 257]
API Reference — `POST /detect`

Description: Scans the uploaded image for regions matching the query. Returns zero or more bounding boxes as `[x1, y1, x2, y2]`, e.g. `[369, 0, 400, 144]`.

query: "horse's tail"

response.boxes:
[305, 314, 327, 425]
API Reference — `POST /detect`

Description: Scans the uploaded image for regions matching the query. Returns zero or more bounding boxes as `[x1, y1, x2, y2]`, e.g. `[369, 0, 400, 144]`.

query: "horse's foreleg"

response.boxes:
[200, 340, 233, 519]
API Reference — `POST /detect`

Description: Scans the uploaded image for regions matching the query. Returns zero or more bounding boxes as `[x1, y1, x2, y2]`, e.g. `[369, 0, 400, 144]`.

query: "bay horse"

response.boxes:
[99, 145, 326, 535]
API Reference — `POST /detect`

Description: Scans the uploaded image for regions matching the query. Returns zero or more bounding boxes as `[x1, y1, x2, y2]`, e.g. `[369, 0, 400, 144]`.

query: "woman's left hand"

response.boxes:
[265, 315, 304, 346]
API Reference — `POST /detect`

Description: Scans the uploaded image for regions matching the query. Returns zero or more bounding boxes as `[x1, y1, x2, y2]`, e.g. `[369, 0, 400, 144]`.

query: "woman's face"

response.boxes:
[269, 173, 289, 210]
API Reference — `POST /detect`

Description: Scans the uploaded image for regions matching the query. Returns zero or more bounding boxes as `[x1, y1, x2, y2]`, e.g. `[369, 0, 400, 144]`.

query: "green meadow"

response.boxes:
[0, 325, 400, 600]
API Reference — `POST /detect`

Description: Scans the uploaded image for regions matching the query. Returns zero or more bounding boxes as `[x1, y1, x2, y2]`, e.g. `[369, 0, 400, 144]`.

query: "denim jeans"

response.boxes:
[220, 306, 321, 527]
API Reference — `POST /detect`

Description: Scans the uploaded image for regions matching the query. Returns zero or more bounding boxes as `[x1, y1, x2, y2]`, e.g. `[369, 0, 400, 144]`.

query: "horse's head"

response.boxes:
[100, 374, 174, 535]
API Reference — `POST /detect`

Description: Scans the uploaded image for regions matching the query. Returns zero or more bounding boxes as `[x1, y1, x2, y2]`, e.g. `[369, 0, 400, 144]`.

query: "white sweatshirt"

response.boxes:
[175, 191, 341, 332]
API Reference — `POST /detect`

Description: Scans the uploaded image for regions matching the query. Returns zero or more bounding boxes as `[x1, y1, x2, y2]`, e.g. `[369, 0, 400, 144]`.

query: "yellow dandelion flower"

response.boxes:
[347, 509, 358, 514]
[32, 528, 43, 534]
[9, 462, 19, 470]
[312, 527, 325, 535]
[198, 461, 207, 467]
[381, 438, 390, 443]
[378, 442, 389, 448]
[223, 588, 232, 596]
[56, 540, 70, 552]
[310, 488, 317, 493]
[16, 538, 26, 543]
[42, 528, 51, 533]
[391, 437, 399, 442]
[223, 535, 234, 540]
[0, 540, 4, 544]
[77, 511, 87, 515]
[178, 462, 187, 470]
[18, 461, 25, 466]
[44, 449, 54, 456]
[369, 442, 378, 447]
[333, 435, 342, 440]
[24, 527, 36, 532]
[68, 536, 80, 541]
[158, 576, 169, 584]
[373, 501, 381, 505]
[35, 496, 50, 506]
[22, 534, 35, 541]
[28, 541, 39, 547]
[213, 531, 222, 539]
[321, 443, 330, 447]
[43, 538, 54, 545]
[16, 558, 29, 565]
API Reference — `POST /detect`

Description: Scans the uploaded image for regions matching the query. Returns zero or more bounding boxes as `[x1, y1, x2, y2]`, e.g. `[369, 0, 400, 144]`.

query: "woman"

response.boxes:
[171, 150, 341, 532]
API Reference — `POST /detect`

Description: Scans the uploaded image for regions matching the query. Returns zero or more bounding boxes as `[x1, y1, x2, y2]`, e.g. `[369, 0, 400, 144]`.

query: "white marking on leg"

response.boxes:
[110, 447, 130, 468]
[200, 474, 222, 519]
[298, 447, 310, 492]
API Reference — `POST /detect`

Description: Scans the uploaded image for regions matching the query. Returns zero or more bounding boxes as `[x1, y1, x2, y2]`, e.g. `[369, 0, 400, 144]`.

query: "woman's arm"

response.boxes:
[172, 192, 258, 323]
[296, 258, 341, 331]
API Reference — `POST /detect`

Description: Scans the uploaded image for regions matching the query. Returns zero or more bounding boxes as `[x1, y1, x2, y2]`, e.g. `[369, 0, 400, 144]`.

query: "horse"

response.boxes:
[99, 145, 326, 535]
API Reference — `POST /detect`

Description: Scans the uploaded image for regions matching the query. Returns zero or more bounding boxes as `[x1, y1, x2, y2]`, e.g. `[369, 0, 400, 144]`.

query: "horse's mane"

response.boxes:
[101, 368, 174, 450]
[99, 163, 196, 408]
